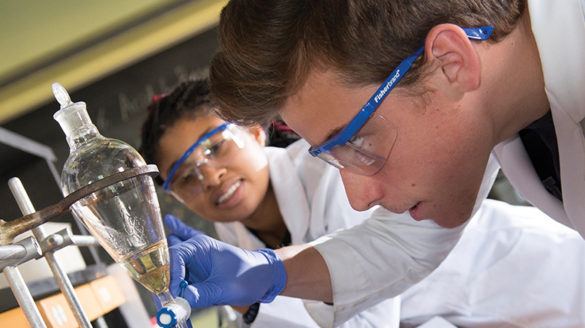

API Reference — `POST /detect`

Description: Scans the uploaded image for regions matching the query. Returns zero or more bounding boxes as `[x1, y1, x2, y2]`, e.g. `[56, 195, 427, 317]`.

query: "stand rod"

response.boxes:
[9, 178, 92, 328]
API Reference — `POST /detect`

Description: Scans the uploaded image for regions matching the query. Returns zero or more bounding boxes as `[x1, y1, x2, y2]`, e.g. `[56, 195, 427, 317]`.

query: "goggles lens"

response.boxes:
[316, 113, 397, 175]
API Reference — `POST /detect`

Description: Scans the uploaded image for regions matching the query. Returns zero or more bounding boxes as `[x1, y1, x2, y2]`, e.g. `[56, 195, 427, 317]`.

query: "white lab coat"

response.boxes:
[492, 0, 585, 236]
[214, 141, 585, 328]
[214, 140, 401, 328]
[307, 2, 585, 326]
[400, 199, 585, 327]
[401, 2, 585, 326]
[309, 158, 499, 325]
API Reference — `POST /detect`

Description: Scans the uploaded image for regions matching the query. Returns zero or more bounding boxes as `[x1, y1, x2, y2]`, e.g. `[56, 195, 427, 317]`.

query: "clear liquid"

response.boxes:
[72, 175, 163, 263]
[122, 241, 170, 294]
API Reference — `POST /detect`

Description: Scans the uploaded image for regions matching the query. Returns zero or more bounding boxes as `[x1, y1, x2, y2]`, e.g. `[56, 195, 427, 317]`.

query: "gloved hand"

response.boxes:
[164, 214, 287, 308]
[164, 214, 203, 247]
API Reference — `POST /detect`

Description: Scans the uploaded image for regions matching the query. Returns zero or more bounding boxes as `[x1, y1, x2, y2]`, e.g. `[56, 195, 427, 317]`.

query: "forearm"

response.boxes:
[311, 209, 466, 326]
[275, 244, 333, 303]
[230, 305, 250, 314]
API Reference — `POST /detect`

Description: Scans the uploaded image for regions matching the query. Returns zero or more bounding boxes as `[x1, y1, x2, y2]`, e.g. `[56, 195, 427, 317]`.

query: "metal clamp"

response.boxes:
[39, 227, 99, 253]
[0, 237, 42, 272]
[0, 164, 159, 245]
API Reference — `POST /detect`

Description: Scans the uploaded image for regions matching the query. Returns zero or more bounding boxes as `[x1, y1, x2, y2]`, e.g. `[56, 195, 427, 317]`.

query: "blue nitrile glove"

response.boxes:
[164, 214, 287, 308]
[164, 214, 203, 247]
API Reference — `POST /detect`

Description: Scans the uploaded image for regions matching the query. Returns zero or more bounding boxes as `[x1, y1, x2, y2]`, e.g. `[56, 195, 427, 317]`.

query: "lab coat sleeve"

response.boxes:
[252, 296, 400, 328]
[214, 222, 238, 246]
[250, 296, 320, 328]
[305, 296, 401, 328]
[310, 208, 466, 327]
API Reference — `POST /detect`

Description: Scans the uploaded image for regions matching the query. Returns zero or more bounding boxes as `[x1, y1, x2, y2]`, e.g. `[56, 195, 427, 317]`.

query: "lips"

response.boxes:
[408, 202, 423, 220]
[214, 179, 242, 205]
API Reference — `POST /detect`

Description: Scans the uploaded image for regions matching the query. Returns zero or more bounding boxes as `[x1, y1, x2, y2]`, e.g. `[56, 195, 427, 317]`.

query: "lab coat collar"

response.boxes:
[265, 146, 312, 246]
[528, 0, 585, 123]
[529, 0, 585, 234]
[495, 0, 585, 233]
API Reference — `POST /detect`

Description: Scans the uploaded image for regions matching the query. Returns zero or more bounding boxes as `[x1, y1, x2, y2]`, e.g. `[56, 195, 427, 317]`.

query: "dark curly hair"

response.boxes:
[140, 77, 300, 185]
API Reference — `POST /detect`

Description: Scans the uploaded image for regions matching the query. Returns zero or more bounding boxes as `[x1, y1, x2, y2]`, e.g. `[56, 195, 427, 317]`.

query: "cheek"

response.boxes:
[237, 137, 269, 170]
[243, 151, 268, 174]
[229, 149, 270, 206]
[429, 134, 493, 208]
[389, 120, 486, 191]
[245, 161, 270, 200]
[184, 198, 213, 220]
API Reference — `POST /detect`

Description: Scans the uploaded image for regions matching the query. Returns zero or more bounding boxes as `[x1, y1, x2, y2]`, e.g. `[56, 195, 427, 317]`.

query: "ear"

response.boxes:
[246, 125, 267, 146]
[424, 24, 482, 95]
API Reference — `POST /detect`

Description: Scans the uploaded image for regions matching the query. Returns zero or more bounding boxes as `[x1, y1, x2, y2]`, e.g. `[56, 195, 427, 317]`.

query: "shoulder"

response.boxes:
[266, 139, 332, 176]
[283, 138, 311, 159]
[283, 139, 342, 190]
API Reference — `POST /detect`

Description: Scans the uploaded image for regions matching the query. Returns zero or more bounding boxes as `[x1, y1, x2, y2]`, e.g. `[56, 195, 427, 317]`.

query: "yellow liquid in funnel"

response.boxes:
[123, 241, 170, 294]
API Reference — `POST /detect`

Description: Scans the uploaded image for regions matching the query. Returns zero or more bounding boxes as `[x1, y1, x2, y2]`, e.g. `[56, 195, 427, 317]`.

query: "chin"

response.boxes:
[437, 219, 467, 228]
[222, 209, 257, 224]
[437, 209, 473, 228]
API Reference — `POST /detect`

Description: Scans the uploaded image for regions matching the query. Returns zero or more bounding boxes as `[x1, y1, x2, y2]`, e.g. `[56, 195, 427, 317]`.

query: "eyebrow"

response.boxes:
[322, 126, 344, 144]
[321, 111, 361, 146]
[165, 125, 216, 176]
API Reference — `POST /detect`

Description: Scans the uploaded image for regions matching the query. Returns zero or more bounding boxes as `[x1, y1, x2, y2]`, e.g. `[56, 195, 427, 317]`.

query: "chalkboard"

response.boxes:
[0, 27, 219, 256]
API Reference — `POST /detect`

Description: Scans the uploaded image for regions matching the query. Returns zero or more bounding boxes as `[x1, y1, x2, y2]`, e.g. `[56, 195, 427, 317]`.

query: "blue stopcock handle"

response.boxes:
[157, 281, 193, 328]
[156, 302, 193, 328]
[157, 307, 178, 328]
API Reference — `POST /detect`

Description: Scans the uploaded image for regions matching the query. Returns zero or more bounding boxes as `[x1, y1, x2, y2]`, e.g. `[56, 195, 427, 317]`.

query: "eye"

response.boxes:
[349, 135, 365, 148]
[346, 136, 376, 167]
[349, 134, 375, 153]
[175, 167, 199, 187]
[203, 140, 226, 158]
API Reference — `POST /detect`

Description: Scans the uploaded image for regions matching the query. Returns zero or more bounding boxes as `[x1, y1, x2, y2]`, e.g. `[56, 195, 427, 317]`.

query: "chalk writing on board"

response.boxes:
[94, 65, 206, 131]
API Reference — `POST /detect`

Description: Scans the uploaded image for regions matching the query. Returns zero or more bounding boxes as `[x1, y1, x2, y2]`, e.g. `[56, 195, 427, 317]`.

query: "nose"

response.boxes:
[339, 170, 384, 211]
[196, 162, 227, 190]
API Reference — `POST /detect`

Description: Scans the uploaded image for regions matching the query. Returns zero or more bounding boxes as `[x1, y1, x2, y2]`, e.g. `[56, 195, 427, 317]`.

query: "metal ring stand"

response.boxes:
[0, 164, 159, 328]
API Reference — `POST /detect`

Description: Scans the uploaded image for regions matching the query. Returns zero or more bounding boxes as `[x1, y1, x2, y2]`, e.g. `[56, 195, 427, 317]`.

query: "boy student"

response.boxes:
[168, 1, 585, 326]
[151, 79, 585, 328]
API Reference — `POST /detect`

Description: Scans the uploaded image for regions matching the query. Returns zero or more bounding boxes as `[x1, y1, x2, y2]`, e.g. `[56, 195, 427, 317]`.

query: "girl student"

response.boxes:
[140, 77, 585, 327]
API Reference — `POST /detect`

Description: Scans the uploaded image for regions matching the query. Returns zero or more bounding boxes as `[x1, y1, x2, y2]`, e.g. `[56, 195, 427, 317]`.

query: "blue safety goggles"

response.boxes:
[163, 123, 230, 192]
[308, 26, 493, 175]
